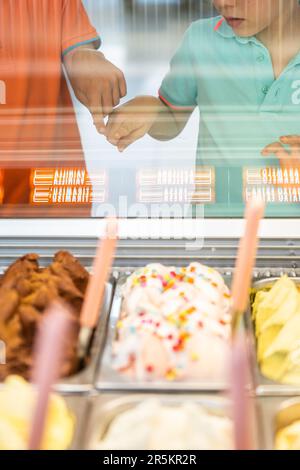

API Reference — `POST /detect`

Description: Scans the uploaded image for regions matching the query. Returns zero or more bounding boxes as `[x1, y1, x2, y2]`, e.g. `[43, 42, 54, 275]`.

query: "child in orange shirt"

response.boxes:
[0, 0, 126, 206]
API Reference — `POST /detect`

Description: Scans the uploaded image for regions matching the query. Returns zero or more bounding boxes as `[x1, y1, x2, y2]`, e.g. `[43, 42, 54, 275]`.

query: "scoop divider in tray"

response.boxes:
[55, 280, 114, 394]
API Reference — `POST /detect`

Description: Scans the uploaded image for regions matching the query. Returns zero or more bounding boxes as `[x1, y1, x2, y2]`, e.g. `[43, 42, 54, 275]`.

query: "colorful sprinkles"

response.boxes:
[115, 263, 232, 381]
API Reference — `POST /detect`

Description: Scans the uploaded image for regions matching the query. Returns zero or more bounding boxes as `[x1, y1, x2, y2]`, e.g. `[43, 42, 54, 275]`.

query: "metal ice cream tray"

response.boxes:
[94, 269, 243, 394]
[0, 262, 114, 395]
[246, 277, 300, 396]
[81, 393, 260, 450]
[258, 396, 300, 450]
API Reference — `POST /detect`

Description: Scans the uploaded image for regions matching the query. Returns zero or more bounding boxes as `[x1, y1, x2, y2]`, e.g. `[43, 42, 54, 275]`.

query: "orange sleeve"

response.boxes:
[61, 0, 100, 56]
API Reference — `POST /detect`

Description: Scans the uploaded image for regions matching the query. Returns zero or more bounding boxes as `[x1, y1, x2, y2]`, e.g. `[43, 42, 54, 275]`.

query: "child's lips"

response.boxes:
[224, 17, 245, 28]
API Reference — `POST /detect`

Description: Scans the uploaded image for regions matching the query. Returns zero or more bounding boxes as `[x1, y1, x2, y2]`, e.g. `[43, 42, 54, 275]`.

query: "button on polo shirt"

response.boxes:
[159, 16, 300, 216]
[262, 85, 269, 94]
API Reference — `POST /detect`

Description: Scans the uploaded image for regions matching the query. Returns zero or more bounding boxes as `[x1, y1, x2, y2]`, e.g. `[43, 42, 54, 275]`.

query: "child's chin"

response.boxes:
[232, 23, 262, 37]
[234, 27, 257, 37]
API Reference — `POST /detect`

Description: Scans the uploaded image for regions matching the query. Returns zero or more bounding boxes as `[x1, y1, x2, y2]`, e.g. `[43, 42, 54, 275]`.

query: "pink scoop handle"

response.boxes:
[28, 303, 71, 450]
[231, 199, 264, 313]
[80, 218, 118, 329]
[231, 333, 254, 450]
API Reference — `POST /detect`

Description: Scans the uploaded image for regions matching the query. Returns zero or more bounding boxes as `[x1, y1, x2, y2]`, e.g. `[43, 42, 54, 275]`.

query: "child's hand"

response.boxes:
[261, 136, 300, 170]
[106, 96, 161, 152]
[64, 47, 127, 135]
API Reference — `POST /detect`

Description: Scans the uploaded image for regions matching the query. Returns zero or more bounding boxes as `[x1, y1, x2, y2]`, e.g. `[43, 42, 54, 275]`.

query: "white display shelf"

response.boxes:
[0, 218, 299, 239]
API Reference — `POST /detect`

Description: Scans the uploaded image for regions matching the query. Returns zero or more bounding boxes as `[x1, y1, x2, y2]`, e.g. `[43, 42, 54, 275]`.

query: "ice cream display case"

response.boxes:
[1, 219, 300, 449]
[2, 0, 300, 452]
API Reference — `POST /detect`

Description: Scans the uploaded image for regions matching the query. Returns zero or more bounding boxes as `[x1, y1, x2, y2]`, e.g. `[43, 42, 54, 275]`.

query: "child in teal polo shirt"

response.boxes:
[106, 0, 300, 216]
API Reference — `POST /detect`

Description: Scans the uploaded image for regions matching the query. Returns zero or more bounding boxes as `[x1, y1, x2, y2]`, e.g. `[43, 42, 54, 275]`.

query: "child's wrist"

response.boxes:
[138, 96, 163, 117]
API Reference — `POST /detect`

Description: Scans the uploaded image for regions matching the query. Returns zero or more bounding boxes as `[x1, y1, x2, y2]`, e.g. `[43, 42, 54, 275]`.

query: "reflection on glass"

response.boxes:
[0, 0, 299, 218]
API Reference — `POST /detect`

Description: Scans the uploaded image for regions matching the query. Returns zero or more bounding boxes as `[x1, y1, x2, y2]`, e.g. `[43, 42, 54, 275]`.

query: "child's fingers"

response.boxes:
[101, 85, 114, 117]
[117, 127, 147, 152]
[106, 116, 137, 144]
[262, 141, 300, 170]
[88, 92, 106, 134]
[118, 71, 127, 98]
[106, 116, 125, 144]
[106, 112, 125, 135]
[280, 135, 300, 145]
[112, 80, 121, 107]
[107, 121, 131, 145]
[261, 142, 288, 157]
[261, 142, 293, 168]
[280, 136, 300, 159]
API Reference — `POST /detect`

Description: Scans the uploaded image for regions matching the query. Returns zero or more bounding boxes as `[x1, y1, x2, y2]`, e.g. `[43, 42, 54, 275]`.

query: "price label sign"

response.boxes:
[136, 167, 215, 204]
[30, 168, 107, 205]
[244, 167, 300, 203]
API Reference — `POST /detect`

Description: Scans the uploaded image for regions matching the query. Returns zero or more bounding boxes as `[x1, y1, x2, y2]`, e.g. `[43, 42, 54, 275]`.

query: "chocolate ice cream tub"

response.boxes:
[81, 393, 260, 450]
[258, 397, 300, 450]
[94, 270, 246, 394]
[246, 277, 300, 396]
[0, 279, 114, 395]
[0, 249, 115, 395]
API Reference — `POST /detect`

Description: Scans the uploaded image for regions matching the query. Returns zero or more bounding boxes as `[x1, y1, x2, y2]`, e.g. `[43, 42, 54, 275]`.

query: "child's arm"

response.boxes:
[151, 24, 197, 140]
[64, 45, 127, 135]
[106, 24, 197, 151]
[106, 95, 193, 152]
